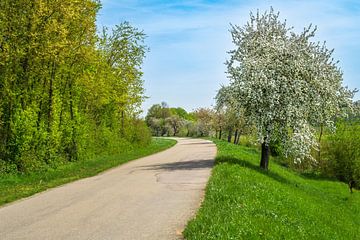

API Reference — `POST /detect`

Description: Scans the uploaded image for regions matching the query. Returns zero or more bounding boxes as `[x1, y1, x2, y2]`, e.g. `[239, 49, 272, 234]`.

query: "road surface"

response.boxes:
[0, 138, 216, 240]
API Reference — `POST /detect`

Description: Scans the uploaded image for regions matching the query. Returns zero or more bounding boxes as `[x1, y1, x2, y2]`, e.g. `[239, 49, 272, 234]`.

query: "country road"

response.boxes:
[0, 138, 216, 240]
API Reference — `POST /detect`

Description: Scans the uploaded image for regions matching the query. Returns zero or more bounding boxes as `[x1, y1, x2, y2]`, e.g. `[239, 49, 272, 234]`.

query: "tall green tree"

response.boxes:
[0, 1, 150, 173]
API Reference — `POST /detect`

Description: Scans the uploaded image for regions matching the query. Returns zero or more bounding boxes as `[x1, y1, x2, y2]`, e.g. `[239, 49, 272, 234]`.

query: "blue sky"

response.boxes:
[97, 0, 360, 114]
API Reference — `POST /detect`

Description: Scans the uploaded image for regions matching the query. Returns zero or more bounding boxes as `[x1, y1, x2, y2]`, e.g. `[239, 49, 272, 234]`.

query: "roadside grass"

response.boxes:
[0, 138, 176, 206]
[184, 139, 360, 240]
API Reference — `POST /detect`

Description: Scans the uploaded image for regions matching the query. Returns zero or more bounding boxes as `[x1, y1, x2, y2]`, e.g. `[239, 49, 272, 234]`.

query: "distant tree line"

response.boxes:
[0, 0, 150, 173]
[145, 101, 252, 142]
[145, 102, 217, 138]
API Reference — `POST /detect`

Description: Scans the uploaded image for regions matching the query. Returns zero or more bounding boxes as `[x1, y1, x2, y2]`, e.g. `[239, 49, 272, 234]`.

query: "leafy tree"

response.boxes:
[193, 108, 214, 137]
[183, 120, 195, 137]
[166, 115, 184, 136]
[0, 1, 150, 173]
[324, 119, 360, 188]
[226, 8, 353, 170]
[212, 109, 225, 140]
[145, 102, 171, 136]
[147, 117, 163, 136]
[170, 107, 194, 121]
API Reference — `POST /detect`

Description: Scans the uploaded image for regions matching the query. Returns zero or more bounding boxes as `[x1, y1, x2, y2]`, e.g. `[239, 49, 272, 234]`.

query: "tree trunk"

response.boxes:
[234, 129, 238, 144]
[260, 139, 270, 170]
[235, 133, 240, 144]
[227, 129, 232, 143]
[219, 126, 222, 139]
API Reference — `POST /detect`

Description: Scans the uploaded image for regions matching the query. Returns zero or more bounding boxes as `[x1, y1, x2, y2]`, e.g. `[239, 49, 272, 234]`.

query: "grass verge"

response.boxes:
[184, 139, 360, 240]
[0, 138, 176, 206]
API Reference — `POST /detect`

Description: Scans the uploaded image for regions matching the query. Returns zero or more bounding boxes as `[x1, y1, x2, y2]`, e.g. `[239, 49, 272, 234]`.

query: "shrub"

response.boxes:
[323, 120, 360, 187]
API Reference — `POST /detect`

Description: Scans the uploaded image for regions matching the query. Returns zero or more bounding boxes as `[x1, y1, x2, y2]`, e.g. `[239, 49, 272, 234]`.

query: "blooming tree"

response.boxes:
[215, 86, 248, 143]
[226, 8, 353, 170]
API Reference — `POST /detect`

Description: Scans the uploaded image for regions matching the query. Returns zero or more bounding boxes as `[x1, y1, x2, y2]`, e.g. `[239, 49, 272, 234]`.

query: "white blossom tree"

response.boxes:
[215, 85, 247, 144]
[226, 8, 353, 170]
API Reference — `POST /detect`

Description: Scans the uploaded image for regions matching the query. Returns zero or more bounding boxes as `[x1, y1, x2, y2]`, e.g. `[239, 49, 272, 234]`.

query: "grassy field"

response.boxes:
[0, 138, 176, 206]
[184, 139, 360, 240]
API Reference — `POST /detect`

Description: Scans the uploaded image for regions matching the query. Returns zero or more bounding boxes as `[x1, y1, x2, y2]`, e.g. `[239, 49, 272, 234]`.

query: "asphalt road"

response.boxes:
[0, 138, 216, 240]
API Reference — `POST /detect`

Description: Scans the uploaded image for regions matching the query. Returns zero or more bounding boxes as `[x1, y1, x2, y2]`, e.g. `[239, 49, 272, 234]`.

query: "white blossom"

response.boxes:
[225, 8, 353, 163]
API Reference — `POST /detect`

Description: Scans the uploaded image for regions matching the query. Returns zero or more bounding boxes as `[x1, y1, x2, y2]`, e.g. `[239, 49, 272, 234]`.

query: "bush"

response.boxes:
[322, 120, 360, 187]
[127, 119, 152, 146]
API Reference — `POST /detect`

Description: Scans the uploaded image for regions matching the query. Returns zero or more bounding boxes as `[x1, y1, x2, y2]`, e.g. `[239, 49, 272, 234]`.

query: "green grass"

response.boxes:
[184, 139, 360, 240]
[0, 138, 176, 206]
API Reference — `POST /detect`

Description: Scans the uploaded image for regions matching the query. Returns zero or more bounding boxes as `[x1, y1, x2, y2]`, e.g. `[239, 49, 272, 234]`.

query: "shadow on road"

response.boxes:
[140, 159, 214, 171]
[180, 142, 213, 146]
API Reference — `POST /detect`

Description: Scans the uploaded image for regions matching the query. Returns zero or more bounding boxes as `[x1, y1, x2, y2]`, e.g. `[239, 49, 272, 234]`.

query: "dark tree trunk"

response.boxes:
[219, 126, 222, 139]
[227, 129, 232, 143]
[235, 132, 240, 144]
[349, 180, 355, 193]
[233, 129, 238, 144]
[260, 139, 270, 170]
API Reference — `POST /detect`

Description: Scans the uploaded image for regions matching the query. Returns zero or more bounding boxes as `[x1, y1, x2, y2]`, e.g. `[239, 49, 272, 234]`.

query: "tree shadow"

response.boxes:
[180, 142, 214, 146]
[216, 155, 292, 185]
[299, 172, 338, 182]
[139, 159, 214, 171]
[240, 147, 260, 155]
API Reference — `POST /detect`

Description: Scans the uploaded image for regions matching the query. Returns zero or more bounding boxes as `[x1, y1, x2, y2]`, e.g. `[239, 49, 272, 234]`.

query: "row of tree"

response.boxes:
[0, 1, 150, 173]
[145, 102, 220, 137]
[145, 101, 252, 143]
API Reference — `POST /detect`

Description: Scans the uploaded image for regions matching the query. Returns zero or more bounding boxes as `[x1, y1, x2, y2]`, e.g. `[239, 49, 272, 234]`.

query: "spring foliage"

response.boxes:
[0, 0, 149, 173]
[226, 8, 353, 164]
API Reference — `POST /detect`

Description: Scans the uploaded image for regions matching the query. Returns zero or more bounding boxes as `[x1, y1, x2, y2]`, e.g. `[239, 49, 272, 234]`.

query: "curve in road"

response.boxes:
[0, 138, 216, 240]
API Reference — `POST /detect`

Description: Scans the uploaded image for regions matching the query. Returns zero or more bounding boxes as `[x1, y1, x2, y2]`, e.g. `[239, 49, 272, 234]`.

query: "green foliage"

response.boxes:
[0, 1, 150, 174]
[0, 138, 176, 206]
[170, 107, 194, 121]
[146, 102, 203, 137]
[322, 120, 360, 187]
[184, 139, 360, 239]
[145, 103, 171, 136]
